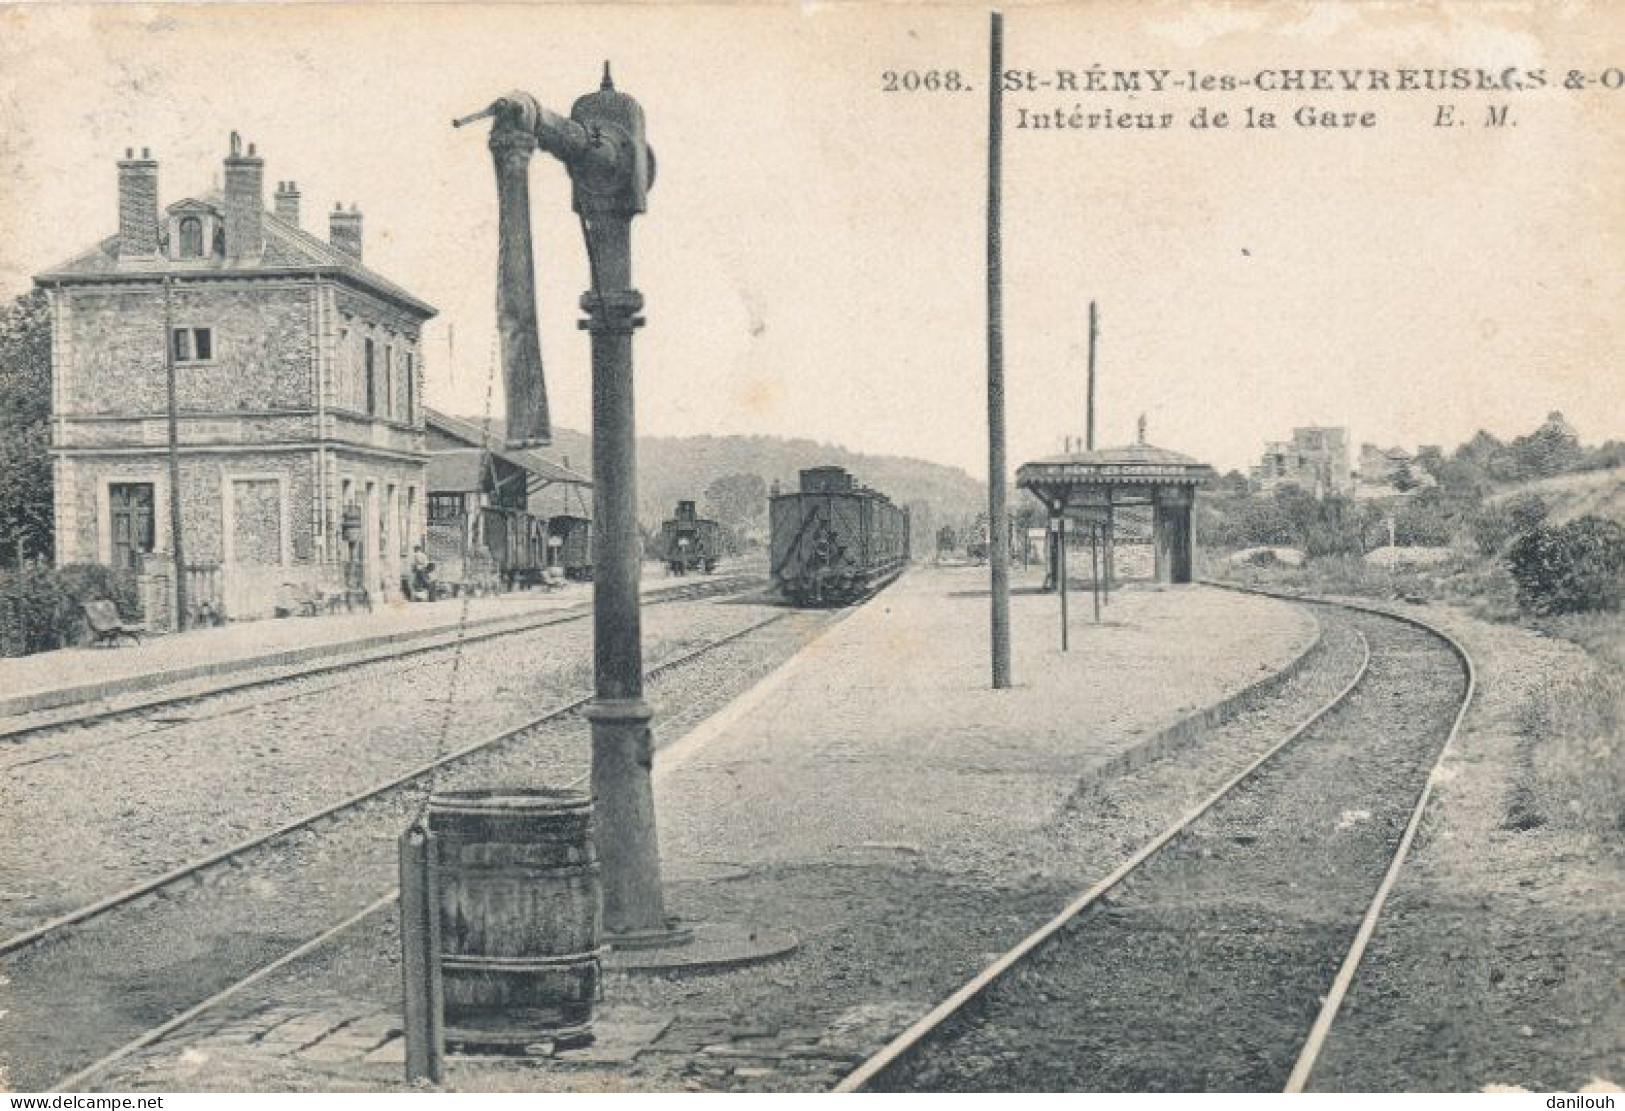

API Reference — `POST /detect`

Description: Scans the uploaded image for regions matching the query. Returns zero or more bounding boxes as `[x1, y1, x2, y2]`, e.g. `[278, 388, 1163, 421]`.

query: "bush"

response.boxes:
[1506, 516, 1625, 615]
[0, 562, 143, 656]
[1472, 493, 1551, 556]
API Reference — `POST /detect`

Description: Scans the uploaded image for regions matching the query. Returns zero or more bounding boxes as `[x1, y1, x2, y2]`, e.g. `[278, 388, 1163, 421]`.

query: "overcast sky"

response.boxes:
[1, 2, 1618, 476]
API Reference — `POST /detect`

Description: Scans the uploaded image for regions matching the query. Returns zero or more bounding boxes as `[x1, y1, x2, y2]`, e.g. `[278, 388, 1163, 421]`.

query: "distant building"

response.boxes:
[1355, 442, 1438, 498]
[1250, 427, 1352, 497]
[36, 136, 437, 622]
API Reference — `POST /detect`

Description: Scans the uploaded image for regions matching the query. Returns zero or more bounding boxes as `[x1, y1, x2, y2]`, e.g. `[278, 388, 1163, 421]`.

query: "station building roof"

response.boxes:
[425, 409, 591, 493]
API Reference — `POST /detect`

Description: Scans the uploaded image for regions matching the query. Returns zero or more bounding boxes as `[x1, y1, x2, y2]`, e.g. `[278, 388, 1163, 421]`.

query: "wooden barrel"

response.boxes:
[428, 788, 601, 1049]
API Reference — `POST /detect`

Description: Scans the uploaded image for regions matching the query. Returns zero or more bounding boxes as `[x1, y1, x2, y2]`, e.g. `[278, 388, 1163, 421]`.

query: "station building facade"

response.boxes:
[36, 137, 437, 623]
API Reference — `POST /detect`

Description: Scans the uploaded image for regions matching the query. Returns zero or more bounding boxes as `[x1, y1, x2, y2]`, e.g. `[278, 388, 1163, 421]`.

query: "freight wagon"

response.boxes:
[545, 514, 593, 581]
[769, 466, 909, 606]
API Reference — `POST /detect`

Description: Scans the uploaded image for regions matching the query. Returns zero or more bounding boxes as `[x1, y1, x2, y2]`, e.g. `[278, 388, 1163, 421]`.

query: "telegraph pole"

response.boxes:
[1087, 300, 1113, 603]
[162, 277, 188, 630]
[987, 11, 1012, 690]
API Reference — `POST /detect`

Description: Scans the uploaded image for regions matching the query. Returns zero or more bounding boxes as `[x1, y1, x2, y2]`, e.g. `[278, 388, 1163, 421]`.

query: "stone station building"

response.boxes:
[36, 136, 437, 624]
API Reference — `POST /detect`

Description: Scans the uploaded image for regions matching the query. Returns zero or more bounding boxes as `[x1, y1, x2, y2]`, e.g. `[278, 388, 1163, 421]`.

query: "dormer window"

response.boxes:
[179, 216, 204, 258]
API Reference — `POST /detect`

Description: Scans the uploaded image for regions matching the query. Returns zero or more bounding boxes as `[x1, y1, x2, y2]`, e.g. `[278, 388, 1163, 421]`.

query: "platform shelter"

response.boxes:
[1016, 433, 1214, 585]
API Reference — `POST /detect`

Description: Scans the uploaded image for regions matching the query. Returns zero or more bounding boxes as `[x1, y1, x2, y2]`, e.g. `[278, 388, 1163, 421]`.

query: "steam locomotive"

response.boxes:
[769, 466, 909, 606]
[656, 500, 722, 575]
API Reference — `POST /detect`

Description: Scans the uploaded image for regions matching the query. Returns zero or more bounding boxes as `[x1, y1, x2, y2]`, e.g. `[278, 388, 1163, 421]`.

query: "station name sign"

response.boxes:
[1018, 463, 1214, 483]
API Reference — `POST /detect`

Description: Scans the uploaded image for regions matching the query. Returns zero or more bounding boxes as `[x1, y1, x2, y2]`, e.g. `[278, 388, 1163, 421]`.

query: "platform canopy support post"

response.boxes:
[1090, 523, 1101, 623]
[1058, 513, 1069, 652]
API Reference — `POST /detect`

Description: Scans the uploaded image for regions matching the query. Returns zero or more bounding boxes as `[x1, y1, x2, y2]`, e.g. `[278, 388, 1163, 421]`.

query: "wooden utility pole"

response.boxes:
[162, 277, 188, 631]
[987, 10, 1012, 690]
[1087, 300, 1111, 605]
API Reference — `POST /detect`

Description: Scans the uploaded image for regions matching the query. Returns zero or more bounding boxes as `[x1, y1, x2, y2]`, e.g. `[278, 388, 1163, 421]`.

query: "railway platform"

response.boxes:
[0, 568, 734, 722]
[86, 564, 1322, 1092]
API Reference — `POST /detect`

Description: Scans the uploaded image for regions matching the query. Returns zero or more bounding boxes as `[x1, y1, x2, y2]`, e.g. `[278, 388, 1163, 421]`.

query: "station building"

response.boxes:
[35, 136, 437, 623]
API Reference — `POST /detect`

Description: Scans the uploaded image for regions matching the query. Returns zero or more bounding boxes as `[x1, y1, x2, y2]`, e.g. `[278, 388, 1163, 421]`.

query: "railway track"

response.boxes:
[837, 592, 1475, 1093]
[0, 572, 764, 748]
[3, 605, 833, 1092]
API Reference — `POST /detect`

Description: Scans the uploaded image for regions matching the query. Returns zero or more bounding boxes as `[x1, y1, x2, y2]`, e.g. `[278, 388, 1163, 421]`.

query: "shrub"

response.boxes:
[1506, 516, 1625, 615]
[1473, 493, 1552, 556]
[0, 562, 143, 656]
[1470, 505, 1517, 556]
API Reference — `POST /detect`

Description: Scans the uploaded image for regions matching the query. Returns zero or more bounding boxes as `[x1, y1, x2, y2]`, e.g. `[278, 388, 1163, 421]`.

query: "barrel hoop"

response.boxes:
[441, 948, 606, 972]
[434, 861, 601, 879]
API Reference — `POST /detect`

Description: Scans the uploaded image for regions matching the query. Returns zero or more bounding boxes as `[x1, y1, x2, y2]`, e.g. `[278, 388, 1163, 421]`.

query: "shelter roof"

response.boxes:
[1017, 441, 1215, 510]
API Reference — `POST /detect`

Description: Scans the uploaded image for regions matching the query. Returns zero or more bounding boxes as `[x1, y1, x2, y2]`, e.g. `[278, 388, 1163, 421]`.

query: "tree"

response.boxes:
[0, 290, 52, 565]
[1509, 416, 1582, 479]
[701, 472, 768, 531]
[1414, 445, 1445, 478]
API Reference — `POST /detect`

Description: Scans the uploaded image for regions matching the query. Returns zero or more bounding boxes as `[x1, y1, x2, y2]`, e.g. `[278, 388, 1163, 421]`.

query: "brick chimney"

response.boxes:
[329, 202, 363, 261]
[222, 132, 265, 260]
[273, 180, 301, 227]
[117, 147, 160, 259]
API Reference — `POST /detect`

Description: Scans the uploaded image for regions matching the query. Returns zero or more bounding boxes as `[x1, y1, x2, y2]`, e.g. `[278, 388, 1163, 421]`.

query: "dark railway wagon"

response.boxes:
[427, 504, 571, 594]
[769, 466, 910, 606]
[657, 501, 722, 575]
[546, 514, 593, 581]
[481, 506, 548, 588]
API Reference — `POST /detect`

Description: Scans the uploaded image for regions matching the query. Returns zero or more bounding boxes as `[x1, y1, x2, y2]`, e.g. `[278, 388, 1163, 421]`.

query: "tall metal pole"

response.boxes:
[987, 10, 1012, 690]
[162, 278, 188, 631]
[567, 72, 675, 944]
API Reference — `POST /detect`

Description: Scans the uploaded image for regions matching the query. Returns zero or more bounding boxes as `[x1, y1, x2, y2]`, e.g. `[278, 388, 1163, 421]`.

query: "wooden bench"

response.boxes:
[82, 599, 144, 647]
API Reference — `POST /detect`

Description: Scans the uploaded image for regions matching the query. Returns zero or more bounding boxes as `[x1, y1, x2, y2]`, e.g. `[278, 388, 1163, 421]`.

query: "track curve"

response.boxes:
[838, 590, 1475, 1093]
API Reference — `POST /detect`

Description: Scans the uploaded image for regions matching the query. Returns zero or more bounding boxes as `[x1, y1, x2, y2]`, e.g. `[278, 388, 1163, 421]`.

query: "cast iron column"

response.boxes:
[565, 73, 672, 943]
[580, 235, 666, 939]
